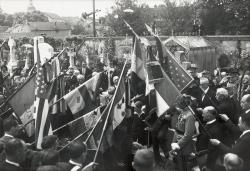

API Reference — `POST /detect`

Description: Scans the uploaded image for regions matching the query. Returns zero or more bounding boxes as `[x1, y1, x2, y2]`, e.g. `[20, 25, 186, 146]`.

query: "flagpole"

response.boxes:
[93, 59, 128, 163]
[0, 48, 67, 111]
[49, 72, 103, 108]
[84, 103, 110, 143]
[58, 128, 93, 152]
[52, 106, 101, 133]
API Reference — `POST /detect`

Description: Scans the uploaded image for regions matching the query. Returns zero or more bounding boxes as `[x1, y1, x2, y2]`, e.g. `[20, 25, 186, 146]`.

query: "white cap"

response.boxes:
[216, 87, 228, 96]
[200, 77, 209, 84]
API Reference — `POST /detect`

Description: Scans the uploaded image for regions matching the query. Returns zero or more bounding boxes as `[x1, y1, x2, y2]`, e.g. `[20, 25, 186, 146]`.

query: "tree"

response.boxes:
[197, 0, 250, 35]
[154, 0, 195, 35]
[71, 22, 86, 35]
[105, 0, 154, 36]
[13, 11, 48, 25]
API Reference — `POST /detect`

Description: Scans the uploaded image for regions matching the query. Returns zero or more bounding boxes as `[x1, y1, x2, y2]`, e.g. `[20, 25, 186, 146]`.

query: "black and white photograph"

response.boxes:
[0, 0, 249, 170]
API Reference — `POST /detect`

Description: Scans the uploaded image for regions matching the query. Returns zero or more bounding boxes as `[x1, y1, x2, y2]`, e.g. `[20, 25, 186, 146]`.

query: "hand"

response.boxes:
[81, 162, 98, 171]
[171, 143, 180, 151]
[219, 114, 229, 122]
[210, 139, 221, 146]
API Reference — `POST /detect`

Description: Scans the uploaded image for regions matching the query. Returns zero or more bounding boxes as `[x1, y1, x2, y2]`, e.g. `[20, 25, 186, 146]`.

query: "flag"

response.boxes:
[8, 74, 36, 136]
[68, 107, 101, 148]
[145, 24, 193, 116]
[146, 24, 193, 92]
[8, 74, 36, 117]
[100, 63, 126, 150]
[34, 37, 53, 149]
[131, 37, 146, 80]
[63, 73, 102, 115]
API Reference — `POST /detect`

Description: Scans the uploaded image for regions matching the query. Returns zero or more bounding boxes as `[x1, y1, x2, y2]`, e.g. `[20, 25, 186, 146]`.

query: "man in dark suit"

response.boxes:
[196, 106, 227, 170]
[0, 138, 26, 171]
[198, 77, 217, 108]
[215, 88, 239, 125]
[60, 142, 88, 171]
[80, 62, 92, 82]
[210, 114, 250, 171]
[65, 67, 78, 93]
[240, 94, 250, 115]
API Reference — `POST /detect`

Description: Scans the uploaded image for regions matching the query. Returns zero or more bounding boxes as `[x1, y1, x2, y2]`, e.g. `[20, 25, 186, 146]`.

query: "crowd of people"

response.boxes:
[0, 44, 250, 171]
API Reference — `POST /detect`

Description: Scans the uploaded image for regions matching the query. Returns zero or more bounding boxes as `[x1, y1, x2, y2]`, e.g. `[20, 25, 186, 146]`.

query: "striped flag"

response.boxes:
[145, 24, 193, 116]
[34, 37, 53, 149]
[63, 73, 102, 116]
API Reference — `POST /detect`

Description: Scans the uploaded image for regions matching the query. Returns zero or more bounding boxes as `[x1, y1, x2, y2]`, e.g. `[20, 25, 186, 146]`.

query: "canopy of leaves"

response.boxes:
[13, 11, 49, 25]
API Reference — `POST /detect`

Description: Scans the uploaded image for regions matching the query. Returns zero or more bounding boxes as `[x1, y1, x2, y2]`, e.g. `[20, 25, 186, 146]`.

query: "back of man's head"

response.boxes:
[41, 149, 60, 165]
[3, 117, 18, 132]
[224, 153, 243, 171]
[132, 149, 154, 171]
[41, 135, 58, 150]
[5, 138, 25, 163]
[68, 142, 86, 160]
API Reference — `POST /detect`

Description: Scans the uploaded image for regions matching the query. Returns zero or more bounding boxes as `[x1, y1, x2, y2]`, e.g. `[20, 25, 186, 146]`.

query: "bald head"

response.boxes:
[224, 153, 243, 171]
[202, 106, 217, 122]
[241, 94, 250, 111]
[132, 149, 154, 171]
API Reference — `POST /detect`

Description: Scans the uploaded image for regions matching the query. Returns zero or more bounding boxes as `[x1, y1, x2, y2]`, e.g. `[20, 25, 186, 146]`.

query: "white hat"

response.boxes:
[200, 77, 209, 84]
[216, 88, 228, 96]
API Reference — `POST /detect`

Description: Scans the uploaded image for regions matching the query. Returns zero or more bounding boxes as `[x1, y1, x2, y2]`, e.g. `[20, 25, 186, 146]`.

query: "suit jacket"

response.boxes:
[199, 87, 217, 108]
[216, 98, 238, 125]
[65, 75, 78, 92]
[0, 161, 24, 171]
[219, 131, 250, 171]
[81, 67, 92, 82]
[196, 120, 226, 169]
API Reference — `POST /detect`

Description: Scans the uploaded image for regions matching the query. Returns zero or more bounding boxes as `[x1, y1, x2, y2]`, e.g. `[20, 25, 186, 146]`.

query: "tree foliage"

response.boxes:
[105, 0, 154, 36]
[13, 11, 49, 25]
[197, 0, 250, 35]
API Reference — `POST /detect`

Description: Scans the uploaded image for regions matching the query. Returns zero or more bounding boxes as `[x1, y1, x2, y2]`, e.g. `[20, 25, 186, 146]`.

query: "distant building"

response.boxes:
[6, 22, 71, 38]
[27, 0, 36, 13]
[43, 12, 65, 22]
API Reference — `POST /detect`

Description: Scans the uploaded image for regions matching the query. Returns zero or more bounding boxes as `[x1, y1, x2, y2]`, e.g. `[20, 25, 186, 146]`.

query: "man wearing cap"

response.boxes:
[215, 88, 239, 124]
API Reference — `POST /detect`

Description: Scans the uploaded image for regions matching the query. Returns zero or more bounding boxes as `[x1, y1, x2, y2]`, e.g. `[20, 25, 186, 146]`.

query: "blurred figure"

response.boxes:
[215, 88, 239, 124]
[0, 138, 26, 171]
[80, 62, 92, 82]
[171, 95, 196, 171]
[132, 149, 154, 171]
[224, 153, 243, 171]
[210, 114, 250, 171]
[241, 94, 250, 115]
[77, 74, 85, 84]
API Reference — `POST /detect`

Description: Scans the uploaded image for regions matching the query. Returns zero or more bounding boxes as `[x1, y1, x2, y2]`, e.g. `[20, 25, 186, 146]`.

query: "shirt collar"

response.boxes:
[69, 159, 82, 167]
[206, 119, 216, 125]
[6, 159, 20, 167]
[240, 130, 250, 138]
[4, 133, 14, 138]
[204, 87, 209, 94]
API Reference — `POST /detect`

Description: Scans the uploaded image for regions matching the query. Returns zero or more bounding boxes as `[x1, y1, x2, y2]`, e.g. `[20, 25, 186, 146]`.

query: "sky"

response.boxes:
[0, 0, 165, 17]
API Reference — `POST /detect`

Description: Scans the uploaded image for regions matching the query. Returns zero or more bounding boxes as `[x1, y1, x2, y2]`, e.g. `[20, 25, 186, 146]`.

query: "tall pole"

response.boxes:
[93, 0, 96, 37]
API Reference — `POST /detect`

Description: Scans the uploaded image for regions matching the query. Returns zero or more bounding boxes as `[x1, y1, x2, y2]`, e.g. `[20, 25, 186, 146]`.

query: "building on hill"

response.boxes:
[27, 0, 36, 13]
[6, 22, 71, 38]
[43, 12, 65, 22]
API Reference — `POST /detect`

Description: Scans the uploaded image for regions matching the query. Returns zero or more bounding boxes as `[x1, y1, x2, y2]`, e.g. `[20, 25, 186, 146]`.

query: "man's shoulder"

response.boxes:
[0, 162, 23, 171]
